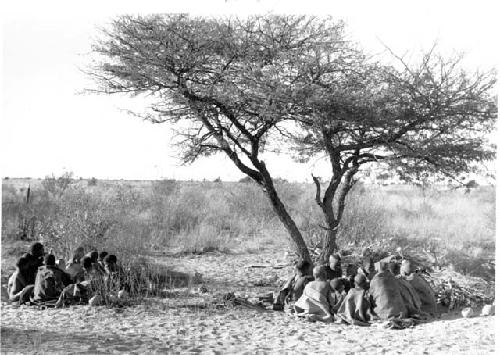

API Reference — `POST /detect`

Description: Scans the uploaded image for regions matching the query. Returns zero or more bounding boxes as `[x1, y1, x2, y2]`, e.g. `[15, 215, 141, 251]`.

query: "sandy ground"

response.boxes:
[1, 250, 496, 354]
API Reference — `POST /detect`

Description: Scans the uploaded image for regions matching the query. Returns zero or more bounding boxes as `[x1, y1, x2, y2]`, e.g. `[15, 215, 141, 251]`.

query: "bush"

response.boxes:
[2, 177, 495, 280]
[88, 177, 98, 186]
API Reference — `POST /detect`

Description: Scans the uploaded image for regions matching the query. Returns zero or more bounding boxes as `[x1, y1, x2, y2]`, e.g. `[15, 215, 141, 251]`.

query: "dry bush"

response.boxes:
[2, 177, 495, 280]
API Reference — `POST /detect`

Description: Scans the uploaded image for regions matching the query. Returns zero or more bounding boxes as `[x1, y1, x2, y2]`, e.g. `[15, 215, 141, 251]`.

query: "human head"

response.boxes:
[81, 256, 92, 270]
[87, 251, 99, 263]
[71, 247, 85, 263]
[375, 260, 389, 273]
[44, 254, 56, 266]
[30, 242, 44, 258]
[98, 251, 108, 262]
[346, 264, 357, 277]
[295, 260, 311, 277]
[313, 265, 327, 281]
[362, 256, 375, 273]
[16, 256, 30, 272]
[329, 254, 341, 269]
[103, 254, 117, 272]
[329, 278, 345, 292]
[108, 254, 117, 264]
[401, 260, 412, 276]
[388, 262, 400, 275]
[56, 258, 66, 270]
[354, 273, 368, 289]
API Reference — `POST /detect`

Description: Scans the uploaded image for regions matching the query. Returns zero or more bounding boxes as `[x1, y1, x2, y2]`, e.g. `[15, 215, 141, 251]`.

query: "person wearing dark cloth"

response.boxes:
[388, 261, 422, 315]
[7, 256, 30, 302]
[66, 247, 85, 282]
[24, 242, 45, 285]
[358, 256, 376, 281]
[337, 273, 377, 326]
[32, 254, 71, 303]
[343, 263, 357, 293]
[328, 278, 346, 314]
[294, 265, 335, 322]
[324, 254, 342, 281]
[54, 256, 100, 308]
[369, 261, 418, 320]
[98, 251, 108, 268]
[85, 251, 99, 263]
[275, 260, 313, 308]
[401, 260, 437, 316]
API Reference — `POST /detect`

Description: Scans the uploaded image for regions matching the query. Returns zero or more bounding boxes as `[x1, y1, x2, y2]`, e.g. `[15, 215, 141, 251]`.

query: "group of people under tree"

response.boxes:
[277, 251, 437, 326]
[7, 242, 125, 307]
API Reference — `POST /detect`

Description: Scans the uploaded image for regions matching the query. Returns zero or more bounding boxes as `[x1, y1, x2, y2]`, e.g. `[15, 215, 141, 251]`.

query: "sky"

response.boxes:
[1, 0, 498, 181]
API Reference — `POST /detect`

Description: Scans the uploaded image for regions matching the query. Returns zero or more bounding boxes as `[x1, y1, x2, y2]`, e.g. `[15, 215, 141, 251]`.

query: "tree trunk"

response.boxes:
[319, 213, 338, 263]
[259, 163, 313, 266]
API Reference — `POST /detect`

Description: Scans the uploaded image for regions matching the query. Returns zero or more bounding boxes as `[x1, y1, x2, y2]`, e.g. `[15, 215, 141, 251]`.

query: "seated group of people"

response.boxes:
[278, 253, 437, 325]
[7, 242, 124, 307]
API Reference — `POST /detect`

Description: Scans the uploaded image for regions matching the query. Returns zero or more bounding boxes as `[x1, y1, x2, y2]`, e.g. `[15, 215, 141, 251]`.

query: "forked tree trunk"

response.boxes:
[320, 201, 338, 262]
[319, 222, 338, 263]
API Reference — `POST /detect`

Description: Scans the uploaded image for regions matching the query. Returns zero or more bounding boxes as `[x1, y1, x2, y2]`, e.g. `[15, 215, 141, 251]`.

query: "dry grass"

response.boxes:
[2, 177, 495, 279]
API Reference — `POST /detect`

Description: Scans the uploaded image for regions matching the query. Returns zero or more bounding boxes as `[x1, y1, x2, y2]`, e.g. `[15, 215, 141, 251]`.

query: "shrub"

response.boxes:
[88, 177, 98, 186]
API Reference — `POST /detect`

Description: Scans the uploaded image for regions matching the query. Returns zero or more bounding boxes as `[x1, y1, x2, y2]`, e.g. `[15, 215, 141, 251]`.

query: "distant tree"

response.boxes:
[88, 15, 360, 264]
[88, 177, 98, 186]
[295, 47, 496, 260]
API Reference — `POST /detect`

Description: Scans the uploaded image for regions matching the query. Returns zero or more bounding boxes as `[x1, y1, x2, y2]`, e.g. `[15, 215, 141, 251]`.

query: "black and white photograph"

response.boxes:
[1, 0, 497, 353]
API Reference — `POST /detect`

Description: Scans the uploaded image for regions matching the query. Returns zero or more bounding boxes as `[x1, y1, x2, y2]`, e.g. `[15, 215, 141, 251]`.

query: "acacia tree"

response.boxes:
[88, 14, 363, 264]
[293, 48, 497, 261]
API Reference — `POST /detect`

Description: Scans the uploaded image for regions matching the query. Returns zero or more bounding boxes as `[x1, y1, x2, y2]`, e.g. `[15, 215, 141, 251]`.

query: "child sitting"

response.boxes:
[328, 278, 346, 314]
[7, 256, 30, 302]
[337, 273, 377, 325]
[294, 265, 334, 322]
[325, 254, 342, 280]
[274, 260, 313, 309]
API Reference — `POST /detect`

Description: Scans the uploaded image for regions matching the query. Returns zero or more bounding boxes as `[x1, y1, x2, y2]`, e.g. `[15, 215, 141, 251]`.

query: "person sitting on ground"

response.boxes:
[400, 260, 437, 316]
[24, 242, 45, 285]
[87, 250, 106, 274]
[32, 254, 72, 303]
[325, 254, 342, 280]
[388, 261, 422, 316]
[7, 256, 30, 302]
[294, 265, 334, 322]
[98, 251, 108, 268]
[337, 273, 377, 326]
[343, 263, 357, 293]
[54, 255, 106, 308]
[104, 254, 121, 274]
[369, 261, 417, 320]
[275, 260, 313, 307]
[358, 256, 376, 281]
[66, 247, 85, 282]
[328, 278, 346, 314]
[56, 258, 66, 271]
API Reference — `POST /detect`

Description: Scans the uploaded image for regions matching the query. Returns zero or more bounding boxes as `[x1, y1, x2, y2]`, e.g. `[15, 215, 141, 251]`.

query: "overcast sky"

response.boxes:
[1, 0, 498, 181]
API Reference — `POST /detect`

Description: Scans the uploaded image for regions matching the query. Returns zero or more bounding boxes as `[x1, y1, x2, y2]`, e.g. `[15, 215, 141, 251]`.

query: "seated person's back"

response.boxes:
[401, 260, 437, 315]
[24, 242, 45, 285]
[33, 254, 71, 302]
[8, 256, 30, 302]
[337, 273, 375, 324]
[369, 262, 409, 320]
[294, 265, 334, 322]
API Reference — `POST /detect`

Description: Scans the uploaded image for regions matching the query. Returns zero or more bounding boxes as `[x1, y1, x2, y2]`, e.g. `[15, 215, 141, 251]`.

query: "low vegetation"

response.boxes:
[2, 176, 495, 280]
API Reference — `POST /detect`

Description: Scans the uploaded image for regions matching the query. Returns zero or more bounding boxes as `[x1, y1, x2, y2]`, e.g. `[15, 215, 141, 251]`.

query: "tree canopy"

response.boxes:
[88, 14, 497, 263]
